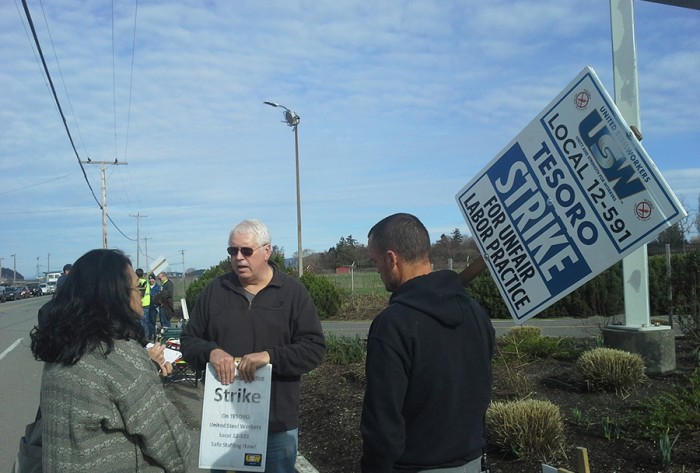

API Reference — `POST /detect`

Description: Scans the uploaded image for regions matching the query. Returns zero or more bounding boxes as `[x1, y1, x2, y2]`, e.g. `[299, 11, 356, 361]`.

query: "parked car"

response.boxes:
[18, 286, 31, 299]
[0, 286, 5, 303]
[27, 283, 42, 297]
[46, 282, 56, 294]
[39, 283, 49, 295]
[4, 287, 20, 301]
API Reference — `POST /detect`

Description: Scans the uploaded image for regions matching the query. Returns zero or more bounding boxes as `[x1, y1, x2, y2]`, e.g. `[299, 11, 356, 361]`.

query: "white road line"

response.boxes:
[0, 338, 23, 361]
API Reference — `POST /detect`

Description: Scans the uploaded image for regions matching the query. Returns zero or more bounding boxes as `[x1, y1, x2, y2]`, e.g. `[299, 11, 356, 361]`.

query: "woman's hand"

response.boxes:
[147, 343, 172, 377]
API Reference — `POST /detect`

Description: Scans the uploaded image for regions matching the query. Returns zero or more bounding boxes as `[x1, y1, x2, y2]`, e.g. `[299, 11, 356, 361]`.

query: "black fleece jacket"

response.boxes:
[361, 270, 495, 472]
[180, 264, 325, 432]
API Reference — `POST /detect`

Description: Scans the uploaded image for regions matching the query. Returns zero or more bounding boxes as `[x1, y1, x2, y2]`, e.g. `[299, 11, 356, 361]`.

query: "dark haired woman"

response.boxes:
[31, 249, 192, 472]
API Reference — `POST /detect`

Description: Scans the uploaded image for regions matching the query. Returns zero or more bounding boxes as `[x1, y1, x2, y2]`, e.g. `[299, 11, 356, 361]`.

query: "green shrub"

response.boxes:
[635, 369, 700, 439]
[486, 399, 565, 461]
[324, 333, 366, 365]
[576, 347, 645, 396]
[301, 271, 344, 319]
[184, 258, 229, 310]
[502, 326, 542, 343]
[498, 327, 583, 363]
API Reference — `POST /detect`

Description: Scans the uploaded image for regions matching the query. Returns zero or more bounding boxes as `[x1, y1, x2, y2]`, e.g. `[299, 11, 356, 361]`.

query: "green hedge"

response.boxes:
[468, 251, 700, 321]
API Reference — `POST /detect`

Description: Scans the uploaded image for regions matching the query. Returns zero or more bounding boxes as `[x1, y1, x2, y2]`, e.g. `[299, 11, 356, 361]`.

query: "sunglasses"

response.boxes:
[227, 244, 266, 257]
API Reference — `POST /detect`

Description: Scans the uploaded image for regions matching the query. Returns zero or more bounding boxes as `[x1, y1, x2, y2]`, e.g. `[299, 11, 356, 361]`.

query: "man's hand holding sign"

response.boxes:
[210, 349, 271, 384]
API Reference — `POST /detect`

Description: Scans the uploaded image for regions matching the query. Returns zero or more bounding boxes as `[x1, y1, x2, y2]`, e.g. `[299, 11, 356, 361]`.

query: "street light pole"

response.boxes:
[11, 253, 16, 287]
[264, 101, 304, 276]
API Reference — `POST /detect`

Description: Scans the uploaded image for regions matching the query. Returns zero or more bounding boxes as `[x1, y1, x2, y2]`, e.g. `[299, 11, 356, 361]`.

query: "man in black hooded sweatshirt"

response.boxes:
[361, 213, 495, 473]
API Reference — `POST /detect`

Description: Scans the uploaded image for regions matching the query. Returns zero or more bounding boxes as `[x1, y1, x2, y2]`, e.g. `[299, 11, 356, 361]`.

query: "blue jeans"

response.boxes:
[211, 428, 298, 473]
[140, 308, 151, 340]
[145, 307, 158, 340]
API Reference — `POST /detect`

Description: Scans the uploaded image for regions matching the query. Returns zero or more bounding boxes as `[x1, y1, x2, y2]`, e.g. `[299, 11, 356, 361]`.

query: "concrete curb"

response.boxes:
[296, 454, 320, 473]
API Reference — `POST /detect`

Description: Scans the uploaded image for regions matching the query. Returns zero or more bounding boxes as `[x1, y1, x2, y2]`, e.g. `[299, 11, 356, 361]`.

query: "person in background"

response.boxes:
[157, 272, 174, 328]
[360, 213, 495, 473]
[136, 268, 151, 337]
[147, 273, 161, 340]
[30, 249, 192, 472]
[54, 263, 71, 293]
[181, 219, 325, 473]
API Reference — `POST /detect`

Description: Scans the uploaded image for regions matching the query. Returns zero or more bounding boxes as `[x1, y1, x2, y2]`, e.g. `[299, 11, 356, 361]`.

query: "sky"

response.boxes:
[1, 0, 699, 280]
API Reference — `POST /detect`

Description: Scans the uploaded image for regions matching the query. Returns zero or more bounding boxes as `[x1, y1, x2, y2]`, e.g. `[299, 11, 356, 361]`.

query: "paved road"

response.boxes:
[0, 296, 47, 472]
[322, 316, 617, 339]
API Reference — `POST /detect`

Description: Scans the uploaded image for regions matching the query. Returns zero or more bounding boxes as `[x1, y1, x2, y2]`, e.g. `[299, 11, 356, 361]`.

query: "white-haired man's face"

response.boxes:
[229, 232, 271, 285]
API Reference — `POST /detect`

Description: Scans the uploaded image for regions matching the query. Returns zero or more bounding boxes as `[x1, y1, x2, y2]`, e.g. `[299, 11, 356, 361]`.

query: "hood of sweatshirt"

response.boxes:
[389, 270, 471, 328]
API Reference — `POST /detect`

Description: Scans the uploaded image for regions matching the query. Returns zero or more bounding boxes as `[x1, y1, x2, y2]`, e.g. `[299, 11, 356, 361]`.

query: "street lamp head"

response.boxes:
[264, 100, 299, 128]
[284, 110, 300, 127]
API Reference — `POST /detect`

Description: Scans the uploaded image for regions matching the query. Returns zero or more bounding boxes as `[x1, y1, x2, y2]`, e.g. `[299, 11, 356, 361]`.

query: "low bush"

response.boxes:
[576, 347, 645, 396]
[324, 333, 366, 365]
[339, 293, 388, 320]
[486, 399, 565, 461]
[498, 327, 583, 363]
[301, 271, 344, 319]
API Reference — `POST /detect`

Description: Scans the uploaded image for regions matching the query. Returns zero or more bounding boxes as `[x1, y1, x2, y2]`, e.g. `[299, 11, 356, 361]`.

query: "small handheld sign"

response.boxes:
[199, 363, 272, 471]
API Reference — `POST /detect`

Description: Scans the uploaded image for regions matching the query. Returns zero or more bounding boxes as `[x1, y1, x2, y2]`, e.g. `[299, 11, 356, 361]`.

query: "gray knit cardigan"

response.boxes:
[40, 339, 192, 472]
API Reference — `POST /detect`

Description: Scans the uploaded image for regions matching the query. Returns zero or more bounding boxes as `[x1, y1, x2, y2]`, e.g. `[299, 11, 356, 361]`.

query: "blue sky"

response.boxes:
[1, 0, 698, 279]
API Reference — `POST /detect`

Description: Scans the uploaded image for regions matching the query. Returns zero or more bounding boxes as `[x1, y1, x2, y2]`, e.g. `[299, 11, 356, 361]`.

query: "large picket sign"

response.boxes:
[456, 66, 685, 324]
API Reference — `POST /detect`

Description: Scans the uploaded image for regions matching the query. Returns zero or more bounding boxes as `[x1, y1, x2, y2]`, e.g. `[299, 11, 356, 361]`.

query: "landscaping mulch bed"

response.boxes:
[299, 337, 699, 473]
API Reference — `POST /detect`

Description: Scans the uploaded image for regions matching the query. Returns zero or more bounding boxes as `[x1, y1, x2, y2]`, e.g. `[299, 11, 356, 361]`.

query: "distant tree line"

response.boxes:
[300, 229, 481, 273]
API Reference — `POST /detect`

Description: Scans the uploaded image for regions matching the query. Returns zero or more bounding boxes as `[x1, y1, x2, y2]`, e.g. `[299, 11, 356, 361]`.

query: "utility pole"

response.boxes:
[180, 249, 186, 294]
[36, 257, 40, 279]
[130, 213, 148, 269]
[47, 253, 50, 274]
[81, 159, 127, 248]
[0, 257, 3, 283]
[11, 253, 16, 287]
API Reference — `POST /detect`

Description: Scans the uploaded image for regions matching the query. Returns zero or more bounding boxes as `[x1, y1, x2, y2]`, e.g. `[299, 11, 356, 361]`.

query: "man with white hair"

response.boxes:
[181, 219, 326, 473]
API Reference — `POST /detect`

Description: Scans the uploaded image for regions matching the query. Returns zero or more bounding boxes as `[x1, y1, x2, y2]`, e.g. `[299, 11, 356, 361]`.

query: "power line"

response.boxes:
[123, 0, 140, 163]
[21, 0, 135, 244]
[0, 174, 69, 196]
[111, 0, 118, 161]
[38, 0, 88, 156]
[21, 0, 99, 208]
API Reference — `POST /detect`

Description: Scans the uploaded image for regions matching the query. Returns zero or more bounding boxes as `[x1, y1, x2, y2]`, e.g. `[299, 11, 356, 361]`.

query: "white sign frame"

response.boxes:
[199, 363, 272, 471]
[456, 66, 685, 324]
